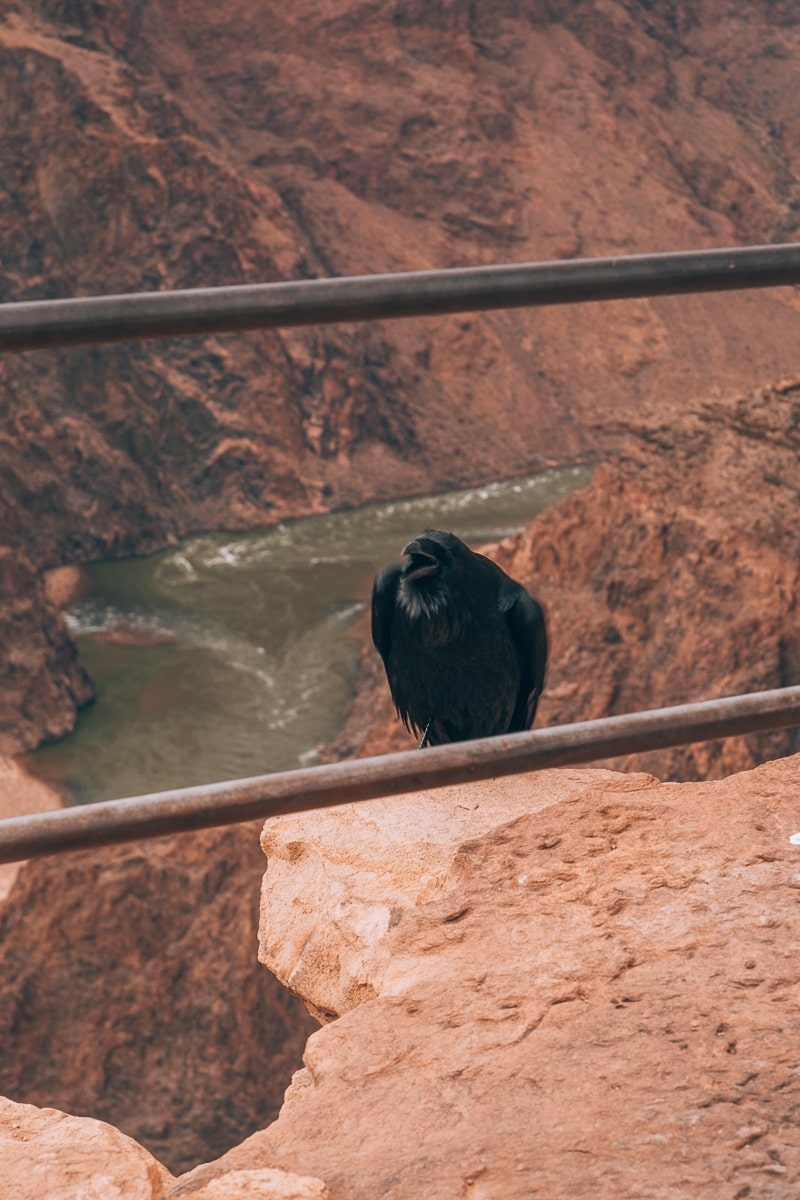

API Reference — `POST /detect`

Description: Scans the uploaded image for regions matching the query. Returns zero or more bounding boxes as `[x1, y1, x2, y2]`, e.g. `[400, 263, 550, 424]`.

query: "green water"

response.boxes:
[29, 465, 591, 803]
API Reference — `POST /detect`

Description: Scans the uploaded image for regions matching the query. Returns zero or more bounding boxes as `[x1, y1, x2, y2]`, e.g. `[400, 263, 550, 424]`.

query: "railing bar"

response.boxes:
[1, 686, 798, 865]
[1, 243, 800, 352]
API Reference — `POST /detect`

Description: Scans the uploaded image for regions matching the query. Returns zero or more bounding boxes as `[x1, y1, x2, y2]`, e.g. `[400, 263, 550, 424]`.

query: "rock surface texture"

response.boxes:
[176, 756, 800, 1199]
[3, 1, 800, 749]
[0, 823, 317, 1174]
[185, 1169, 331, 1200]
[0, 1096, 174, 1199]
[330, 380, 800, 780]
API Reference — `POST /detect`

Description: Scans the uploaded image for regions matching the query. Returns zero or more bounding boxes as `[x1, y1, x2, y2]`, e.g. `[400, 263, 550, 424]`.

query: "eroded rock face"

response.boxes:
[0, 823, 317, 1175]
[0, 1096, 174, 1200]
[330, 381, 800, 780]
[0, 549, 93, 756]
[177, 755, 800, 1198]
[4, 2, 800, 750]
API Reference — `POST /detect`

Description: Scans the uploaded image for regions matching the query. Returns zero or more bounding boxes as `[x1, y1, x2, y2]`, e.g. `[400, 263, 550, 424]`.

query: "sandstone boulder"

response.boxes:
[0, 1095, 174, 1199]
[258, 769, 658, 1022]
[177, 754, 800, 1199]
[0, 1097, 330, 1200]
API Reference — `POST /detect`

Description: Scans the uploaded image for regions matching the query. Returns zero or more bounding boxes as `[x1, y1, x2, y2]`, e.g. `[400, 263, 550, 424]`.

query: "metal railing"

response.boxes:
[1, 242, 800, 352]
[1, 686, 798, 864]
[1, 242, 799, 863]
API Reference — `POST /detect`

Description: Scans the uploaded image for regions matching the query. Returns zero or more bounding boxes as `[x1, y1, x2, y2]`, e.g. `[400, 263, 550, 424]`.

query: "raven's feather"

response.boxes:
[371, 529, 547, 745]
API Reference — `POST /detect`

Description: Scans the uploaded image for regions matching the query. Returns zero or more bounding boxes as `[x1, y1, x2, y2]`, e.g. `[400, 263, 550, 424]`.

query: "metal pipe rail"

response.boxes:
[1, 685, 798, 865]
[2, 243, 800, 352]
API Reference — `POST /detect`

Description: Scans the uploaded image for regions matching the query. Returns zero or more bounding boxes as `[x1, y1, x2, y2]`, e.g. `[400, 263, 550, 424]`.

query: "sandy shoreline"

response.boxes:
[0, 757, 65, 901]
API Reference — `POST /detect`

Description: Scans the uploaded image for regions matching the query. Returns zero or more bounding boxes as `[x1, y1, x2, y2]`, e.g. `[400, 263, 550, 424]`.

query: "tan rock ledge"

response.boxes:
[175, 756, 800, 1199]
[257, 767, 661, 1022]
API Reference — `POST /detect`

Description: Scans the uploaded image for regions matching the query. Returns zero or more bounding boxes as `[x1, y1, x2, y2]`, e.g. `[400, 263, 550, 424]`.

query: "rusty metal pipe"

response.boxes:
[2, 243, 800, 352]
[0, 686, 798, 865]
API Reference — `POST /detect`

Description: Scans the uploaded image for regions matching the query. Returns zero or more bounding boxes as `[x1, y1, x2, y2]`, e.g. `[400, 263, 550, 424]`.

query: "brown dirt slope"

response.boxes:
[2, 1, 800, 749]
[330, 378, 800, 780]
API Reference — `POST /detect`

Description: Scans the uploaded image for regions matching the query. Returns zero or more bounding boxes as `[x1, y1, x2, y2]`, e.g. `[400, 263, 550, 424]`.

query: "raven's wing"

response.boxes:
[371, 563, 403, 667]
[502, 583, 547, 731]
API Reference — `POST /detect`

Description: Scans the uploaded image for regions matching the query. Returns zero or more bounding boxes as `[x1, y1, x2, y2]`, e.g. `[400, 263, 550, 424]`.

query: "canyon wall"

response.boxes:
[2, 0, 800, 749]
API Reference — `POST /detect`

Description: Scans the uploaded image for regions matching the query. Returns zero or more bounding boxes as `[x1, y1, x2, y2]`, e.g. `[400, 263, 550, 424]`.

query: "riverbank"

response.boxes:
[0, 758, 64, 901]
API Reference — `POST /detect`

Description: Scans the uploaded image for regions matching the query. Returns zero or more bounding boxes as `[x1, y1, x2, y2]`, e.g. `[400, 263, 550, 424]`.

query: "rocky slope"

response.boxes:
[329, 377, 800, 779]
[2, 0, 800, 750]
[0, 550, 93, 755]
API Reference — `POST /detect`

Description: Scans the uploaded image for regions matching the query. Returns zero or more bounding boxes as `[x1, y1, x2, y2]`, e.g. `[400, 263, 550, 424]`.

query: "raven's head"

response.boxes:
[398, 530, 472, 629]
[401, 529, 462, 583]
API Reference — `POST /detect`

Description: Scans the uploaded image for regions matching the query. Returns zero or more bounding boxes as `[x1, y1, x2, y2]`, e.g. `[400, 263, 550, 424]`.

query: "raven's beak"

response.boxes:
[402, 538, 439, 581]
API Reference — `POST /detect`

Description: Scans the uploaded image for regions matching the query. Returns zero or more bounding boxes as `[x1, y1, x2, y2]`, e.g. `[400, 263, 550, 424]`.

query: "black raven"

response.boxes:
[371, 529, 547, 746]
